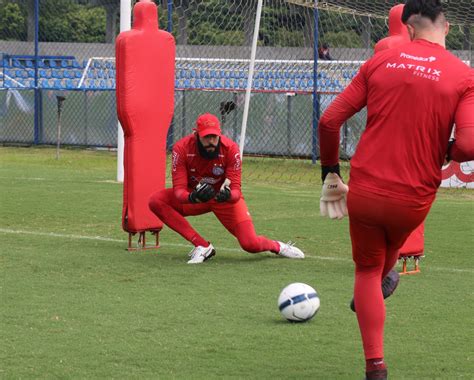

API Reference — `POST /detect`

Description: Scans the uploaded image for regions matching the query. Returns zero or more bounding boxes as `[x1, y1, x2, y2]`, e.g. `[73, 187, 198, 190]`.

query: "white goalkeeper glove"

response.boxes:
[320, 173, 349, 220]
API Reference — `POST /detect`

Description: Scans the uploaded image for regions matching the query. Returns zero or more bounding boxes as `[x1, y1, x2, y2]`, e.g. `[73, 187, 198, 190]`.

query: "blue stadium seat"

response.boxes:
[75, 70, 82, 79]
[13, 59, 22, 68]
[53, 79, 62, 88]
[204, 79, 211, 88]
[49, 60, 57, 68]
[39, 69, 47, 78]
[61, 59, 68, 68]
[72, 60, 81, 69]
[4, 78, 13, 87]
[194, 79, 202, 88]
[25, 60, 33, 68]
[184, 79, 191, 87]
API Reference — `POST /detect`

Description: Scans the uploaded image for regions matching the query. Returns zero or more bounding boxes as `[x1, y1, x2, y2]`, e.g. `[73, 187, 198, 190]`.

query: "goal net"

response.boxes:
[86, 0, 472, 182]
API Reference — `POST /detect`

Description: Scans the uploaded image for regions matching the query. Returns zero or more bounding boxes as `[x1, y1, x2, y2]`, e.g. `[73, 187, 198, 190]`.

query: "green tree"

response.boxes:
[67, 7, 106, 43]
[187, 0, 244, 45]
[0, 2, 26, 41]
[39, 0, 106, 43]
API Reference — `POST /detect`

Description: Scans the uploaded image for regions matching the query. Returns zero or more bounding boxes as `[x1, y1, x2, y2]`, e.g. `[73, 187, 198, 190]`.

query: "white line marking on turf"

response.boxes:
[0, 228, 472, 274]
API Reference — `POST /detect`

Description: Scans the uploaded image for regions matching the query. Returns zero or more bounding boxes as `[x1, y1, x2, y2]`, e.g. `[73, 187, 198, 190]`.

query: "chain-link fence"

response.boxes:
[0, 0, 472, 162]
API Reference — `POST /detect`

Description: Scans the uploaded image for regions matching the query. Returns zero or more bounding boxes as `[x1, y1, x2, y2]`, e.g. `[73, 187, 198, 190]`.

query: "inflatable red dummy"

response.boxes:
[116, 0, 175, 248]
[375, 4, 425, 273]
[374, 4, 410, 53]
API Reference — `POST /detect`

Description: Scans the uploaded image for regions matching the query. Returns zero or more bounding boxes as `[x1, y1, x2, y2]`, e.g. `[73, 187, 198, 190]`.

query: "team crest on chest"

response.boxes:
[212, 165, 225, 176]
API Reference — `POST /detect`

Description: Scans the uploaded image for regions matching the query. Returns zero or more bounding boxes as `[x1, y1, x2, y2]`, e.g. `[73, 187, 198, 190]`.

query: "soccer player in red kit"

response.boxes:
[318, 1, 474, 379]
[149, 113, 304, 264]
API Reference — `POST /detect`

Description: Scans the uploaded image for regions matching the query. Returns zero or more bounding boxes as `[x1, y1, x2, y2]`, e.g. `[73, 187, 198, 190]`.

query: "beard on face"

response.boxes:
[197, 136, 220, 159]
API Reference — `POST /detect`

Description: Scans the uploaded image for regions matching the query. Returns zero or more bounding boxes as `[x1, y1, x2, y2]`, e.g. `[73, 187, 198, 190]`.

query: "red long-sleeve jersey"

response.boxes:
[171, 133, 243, 203]
[319, 39, 474, 203]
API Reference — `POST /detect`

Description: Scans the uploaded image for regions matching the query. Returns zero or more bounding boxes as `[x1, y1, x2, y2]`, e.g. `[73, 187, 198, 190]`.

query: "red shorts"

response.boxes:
[347, 189, 432, 267]
[157, 188, 252, 232]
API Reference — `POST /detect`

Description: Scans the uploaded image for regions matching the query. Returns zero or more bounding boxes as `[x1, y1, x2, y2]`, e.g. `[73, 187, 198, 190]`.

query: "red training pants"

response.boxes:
[149, 189, 280, 254]
[347, 189, 432, 359]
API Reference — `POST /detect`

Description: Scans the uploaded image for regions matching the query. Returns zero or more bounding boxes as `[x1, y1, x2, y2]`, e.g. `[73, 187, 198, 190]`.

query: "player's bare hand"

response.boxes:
[320, 173, 349, 220]
[189, 182, 216, 203]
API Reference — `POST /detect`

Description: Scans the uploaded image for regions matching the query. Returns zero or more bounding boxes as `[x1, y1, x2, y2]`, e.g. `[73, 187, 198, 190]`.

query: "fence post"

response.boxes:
[311, 0, 320, 164]
[287, 94, 292, 155]
[84, 91, 89, 145]
[166, 0, 174, 150]
[33, 0, 41, 144]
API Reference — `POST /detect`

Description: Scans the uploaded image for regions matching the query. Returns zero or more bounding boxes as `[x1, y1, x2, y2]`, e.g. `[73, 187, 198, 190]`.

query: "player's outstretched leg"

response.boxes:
[231, 221, 304, 259]
[187, 243, 216, 264]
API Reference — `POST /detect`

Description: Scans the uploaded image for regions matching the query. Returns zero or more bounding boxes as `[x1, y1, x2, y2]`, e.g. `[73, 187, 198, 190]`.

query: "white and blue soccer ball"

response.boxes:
[278, 282, 320, 322]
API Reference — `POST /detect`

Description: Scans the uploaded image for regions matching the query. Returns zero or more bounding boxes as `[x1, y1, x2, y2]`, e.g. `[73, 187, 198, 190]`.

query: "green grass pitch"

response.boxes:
[1, 147, 473, 379]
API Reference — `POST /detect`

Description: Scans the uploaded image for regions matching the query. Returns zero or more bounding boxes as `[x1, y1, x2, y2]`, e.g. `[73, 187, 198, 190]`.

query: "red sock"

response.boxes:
[366, 358, 386, 372]
[191, 234, 209, 248]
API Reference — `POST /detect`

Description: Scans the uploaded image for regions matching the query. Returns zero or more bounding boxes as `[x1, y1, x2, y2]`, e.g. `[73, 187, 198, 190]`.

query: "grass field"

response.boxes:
[1, 147, 473, 379]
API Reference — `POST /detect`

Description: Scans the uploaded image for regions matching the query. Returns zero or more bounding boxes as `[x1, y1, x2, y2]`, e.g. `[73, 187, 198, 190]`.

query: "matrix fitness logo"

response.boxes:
[386, 61, 442, 82]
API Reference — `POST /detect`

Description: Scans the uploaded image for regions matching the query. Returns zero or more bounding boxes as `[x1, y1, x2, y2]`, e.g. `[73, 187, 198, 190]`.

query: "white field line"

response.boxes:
[0, 228, 472, 274]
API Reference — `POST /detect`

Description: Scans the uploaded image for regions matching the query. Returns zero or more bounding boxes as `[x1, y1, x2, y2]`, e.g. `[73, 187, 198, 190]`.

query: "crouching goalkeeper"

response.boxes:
[149, 113, 304, 264]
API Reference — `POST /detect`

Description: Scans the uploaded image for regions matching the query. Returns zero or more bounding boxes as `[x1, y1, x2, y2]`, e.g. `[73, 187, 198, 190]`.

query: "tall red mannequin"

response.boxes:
[116, 0, 176, 248]
[375, 4, 425, 273]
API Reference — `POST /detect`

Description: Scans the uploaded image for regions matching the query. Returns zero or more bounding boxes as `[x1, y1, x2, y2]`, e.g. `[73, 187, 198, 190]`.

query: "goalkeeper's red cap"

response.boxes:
[194, 113, 221, 137]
